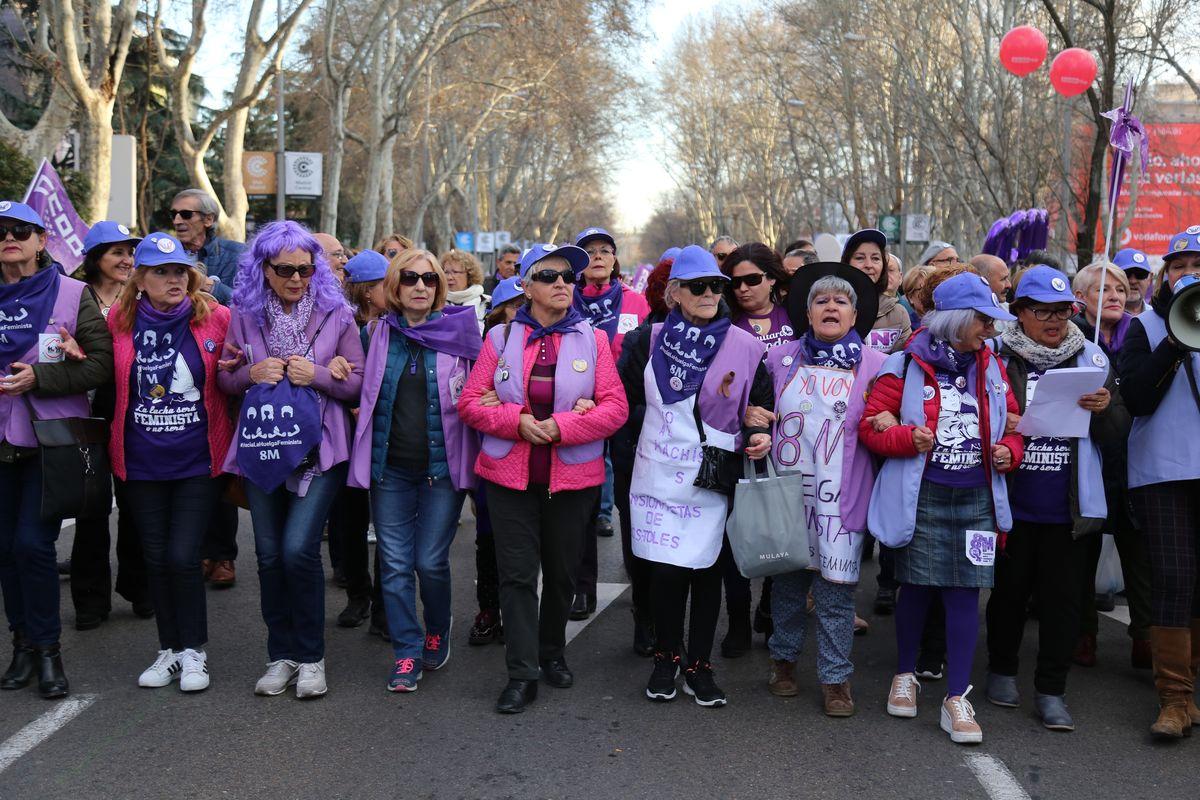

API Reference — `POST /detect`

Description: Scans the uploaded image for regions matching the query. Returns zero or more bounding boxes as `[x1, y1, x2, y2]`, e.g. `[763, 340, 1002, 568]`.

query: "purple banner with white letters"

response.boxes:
[22, 159, 89, 272]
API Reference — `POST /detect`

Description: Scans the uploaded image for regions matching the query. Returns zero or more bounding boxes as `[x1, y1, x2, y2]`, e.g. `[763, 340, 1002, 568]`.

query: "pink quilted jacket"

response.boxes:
[457, 326, 628, 493]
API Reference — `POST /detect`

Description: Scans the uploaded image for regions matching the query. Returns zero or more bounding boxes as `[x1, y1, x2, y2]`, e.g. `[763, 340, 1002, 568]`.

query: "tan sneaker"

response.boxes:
[822, 681, 855, 717]
[940, 686, 983, 744]
[768, 659, 798, 697]
[886, 672, 920, 718]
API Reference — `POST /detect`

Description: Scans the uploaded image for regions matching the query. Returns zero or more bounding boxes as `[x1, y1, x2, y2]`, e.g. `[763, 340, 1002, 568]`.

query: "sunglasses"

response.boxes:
[714, 251, 731, 262]
[0, 224, 37, 242]
[268, 263, 315, 278]
[528, 268, 577, 285]
[169, 209, 201, 220]
[682, 278, 726, 296]
[385, 248, 400, 258]
[730, 273, 766, 290]
[399, 270, 439, 287]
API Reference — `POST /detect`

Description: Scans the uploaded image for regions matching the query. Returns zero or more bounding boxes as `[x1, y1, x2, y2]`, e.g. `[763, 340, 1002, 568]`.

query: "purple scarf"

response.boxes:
[514, 304, 586, 342]
[385, 305, 482, 361]
[0, 265, 59, 372]
[907, 328, 978, 383]
[574, 281, 623, 340]
[652, 309, 731, 404]
[133, 296, 194, 401]
[800, 330, 863, 370]
[265, 289, 315, 359]
[1100, 312, 1132, 354]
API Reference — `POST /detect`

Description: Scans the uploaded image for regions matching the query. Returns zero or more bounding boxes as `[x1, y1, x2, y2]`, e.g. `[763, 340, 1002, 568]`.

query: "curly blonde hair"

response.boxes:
[439, 249, 484, 288]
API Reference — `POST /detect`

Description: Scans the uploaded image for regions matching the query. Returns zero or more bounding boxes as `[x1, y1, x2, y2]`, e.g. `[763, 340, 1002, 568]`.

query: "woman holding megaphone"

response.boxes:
[1119, 225, 1200, 739]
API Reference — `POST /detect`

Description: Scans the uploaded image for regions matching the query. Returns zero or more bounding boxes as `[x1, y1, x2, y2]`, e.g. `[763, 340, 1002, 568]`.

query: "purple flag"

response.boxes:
[22, 159, 89, 272]
[630, 263, 653, 293]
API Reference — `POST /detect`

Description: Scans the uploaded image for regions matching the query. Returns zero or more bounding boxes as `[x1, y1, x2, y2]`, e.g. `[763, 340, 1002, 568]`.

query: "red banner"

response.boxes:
[1105, 122, 1200, 254]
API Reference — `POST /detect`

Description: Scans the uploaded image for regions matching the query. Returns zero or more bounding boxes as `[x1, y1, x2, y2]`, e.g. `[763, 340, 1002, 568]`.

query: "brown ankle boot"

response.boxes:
[1150, 626, 1193, 739]
[1189, 620, 1200, 725]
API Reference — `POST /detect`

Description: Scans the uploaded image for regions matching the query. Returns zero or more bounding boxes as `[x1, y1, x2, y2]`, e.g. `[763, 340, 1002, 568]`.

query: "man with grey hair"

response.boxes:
[169, 188, 245, 305]
[919, 240, 958, 267]
[485, 244, 521, 294]
[710, 235, 739, 266]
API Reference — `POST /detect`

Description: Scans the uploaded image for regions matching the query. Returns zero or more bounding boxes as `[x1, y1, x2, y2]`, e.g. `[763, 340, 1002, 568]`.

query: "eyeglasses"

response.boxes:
[0, 224, 36, 242]
[714, 251, 732, 262]
[974, 313, 997, 328]
[928, 255, 957, 266]
[585, 247, 615, 258]
[399, 271, 439, 287]
[682, 278, 726, 296]
[327, 250, 347, 261]
[1029, 306, 1075, 321]
[444, 268, 467, 276]
[528, 268, 577, 285]
[268, 263, 315, 278]
[730, 273, 766, 290]
[169, 209, 200, 220]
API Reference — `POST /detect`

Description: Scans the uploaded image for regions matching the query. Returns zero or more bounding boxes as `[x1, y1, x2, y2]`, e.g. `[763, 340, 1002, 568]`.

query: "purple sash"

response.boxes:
[0, 266, 59, 372]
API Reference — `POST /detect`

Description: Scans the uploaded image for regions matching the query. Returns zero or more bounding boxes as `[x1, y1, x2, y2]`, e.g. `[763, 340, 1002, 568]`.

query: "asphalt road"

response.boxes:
[0, 509, 1191, 800]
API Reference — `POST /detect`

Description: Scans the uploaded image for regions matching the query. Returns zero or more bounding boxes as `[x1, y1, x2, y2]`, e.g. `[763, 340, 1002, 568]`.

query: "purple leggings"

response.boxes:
[896, 584, 980, 697]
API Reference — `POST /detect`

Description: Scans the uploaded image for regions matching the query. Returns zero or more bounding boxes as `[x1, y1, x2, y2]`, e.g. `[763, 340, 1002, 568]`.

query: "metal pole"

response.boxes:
[274, 0, 286, 221]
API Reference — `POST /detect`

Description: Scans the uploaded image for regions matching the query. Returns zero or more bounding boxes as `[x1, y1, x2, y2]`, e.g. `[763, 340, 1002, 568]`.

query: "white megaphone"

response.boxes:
[1166, 273, 1200, 352]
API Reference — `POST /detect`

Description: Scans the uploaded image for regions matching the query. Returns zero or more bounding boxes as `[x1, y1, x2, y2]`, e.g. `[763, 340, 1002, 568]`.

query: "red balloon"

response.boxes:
[999, 26, 1048, 77]
[1050, 48, 1098, 97]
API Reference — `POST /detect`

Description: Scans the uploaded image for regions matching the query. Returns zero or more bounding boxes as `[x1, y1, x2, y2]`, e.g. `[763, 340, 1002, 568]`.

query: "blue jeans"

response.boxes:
[245, 463, 347, 663]
[0, 458, 62, 645]
[371, 465, 464, 659]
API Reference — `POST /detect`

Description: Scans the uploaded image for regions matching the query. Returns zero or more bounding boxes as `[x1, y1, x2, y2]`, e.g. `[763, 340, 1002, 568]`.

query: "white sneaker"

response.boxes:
[254, 659, 299, 696]
[886, 672, 920, 718]
[296, 660, 327, 699]
[179, 648, 209, 692]
[366, 524, 377, 544]
[138, 649, 182, 688]
[940, 685, 984, 744]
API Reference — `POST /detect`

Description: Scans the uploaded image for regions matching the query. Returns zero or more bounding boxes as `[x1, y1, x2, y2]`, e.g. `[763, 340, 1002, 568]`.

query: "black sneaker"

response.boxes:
[874, 587, 897, 615]
[337, 596, 371, 628]
[595, 518, 614, 538]
[646, 651, 680, 701]
[469, 609, 502, 646]
[915, 655, 944, 681]
[682, 660, 727, 707]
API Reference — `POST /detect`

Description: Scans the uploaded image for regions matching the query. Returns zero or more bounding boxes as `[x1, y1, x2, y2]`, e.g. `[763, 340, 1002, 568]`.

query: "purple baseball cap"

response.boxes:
[933, 272, 1016, 320]
[668, 245, 727, 282]
[1164, 225, 1200, 261]
[0, 200, 45, 229]
[344, 250, 389, 283]
[1113, 247, 1150, 275]
[575, 227, 616, 251]
[1014, 265, 1076, 305]
[82, 220, 141, 255]
[134, 232, 196, 269]
[519, 243, 589, 278]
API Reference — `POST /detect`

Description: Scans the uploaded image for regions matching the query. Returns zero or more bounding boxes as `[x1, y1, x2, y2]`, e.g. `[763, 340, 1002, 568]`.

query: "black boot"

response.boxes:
[34, 644, 68, 699]
[495, 679, 537, 713]
[1, 632, 36, 690]
[632, 610, 655, 657]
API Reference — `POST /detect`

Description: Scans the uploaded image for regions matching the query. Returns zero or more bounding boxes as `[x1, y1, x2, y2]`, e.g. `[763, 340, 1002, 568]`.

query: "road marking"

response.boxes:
[0, 694, 98, 773]
[964, 754, 1031, 800]
[565, 582, 628, 644]
[1099, 605, 1131, 626]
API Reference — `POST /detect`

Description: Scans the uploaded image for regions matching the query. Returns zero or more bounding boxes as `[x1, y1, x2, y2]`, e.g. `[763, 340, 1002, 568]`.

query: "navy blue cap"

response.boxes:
[668, 245, 727, 282]
[1164, 226, 1200, 261]
[575, 227, 616, 251]
[933, 272, 1016, 320]
[659, 246, 681, 263]
[1014, 265, 1076, 305]
[1113, 247, 1150, 274]
[840, 228, 887, 262]
[519, 243, 589, 278]
[0, 200, 45, 229]
[344, 250, 389, 283]
[490, 276, 523, 308]
[82, 220, 140, 255]
[134, 232, 196, 269]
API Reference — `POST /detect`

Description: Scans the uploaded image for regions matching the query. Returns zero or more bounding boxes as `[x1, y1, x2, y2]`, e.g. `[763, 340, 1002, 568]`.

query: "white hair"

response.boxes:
[172, 189, 220, 222]
[922, 308, 978, 346]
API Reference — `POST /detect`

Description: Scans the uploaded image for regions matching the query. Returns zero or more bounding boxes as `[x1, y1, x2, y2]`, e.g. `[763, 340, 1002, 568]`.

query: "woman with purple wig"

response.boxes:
[217, 221, 364, 699]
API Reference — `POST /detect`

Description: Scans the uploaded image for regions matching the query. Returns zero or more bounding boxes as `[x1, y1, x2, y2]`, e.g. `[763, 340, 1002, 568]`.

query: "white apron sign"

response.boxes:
[773, 364, 862, 583]
[630, 364, 729, 569]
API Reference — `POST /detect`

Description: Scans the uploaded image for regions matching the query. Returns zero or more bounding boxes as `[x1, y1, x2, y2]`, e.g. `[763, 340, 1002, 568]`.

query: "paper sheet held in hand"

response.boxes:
[1015, 367, 1106, 438]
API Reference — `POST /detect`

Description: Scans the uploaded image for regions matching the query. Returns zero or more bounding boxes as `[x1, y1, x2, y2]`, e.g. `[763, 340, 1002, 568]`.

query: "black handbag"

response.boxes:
[23, 398, 112, 522]
[690, 397, 739, 496]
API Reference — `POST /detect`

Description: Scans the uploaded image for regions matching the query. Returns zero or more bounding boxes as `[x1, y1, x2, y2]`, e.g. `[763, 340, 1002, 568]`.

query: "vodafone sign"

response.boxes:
[1101, 123, 1200, 253]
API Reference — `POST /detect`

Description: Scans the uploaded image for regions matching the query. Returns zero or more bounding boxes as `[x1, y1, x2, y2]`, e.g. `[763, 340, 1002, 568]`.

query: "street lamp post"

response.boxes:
[275, 0, 286, 221]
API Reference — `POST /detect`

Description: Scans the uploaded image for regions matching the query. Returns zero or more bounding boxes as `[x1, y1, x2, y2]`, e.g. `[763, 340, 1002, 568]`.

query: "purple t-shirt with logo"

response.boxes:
[734, 305, 794, 350]
[924, 368, 987, 488]
[125, 334, 210, 481]
[1010, 369, 1071, 523]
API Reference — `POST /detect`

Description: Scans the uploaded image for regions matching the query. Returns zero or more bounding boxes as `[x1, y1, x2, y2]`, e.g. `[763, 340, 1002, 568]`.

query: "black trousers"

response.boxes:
[615, 465, 653, 618]
[70, 478, 147, 614]
[487, 481, 598, 680]
[124, 476, 217, 651]
[329, 485, 372, 600]
[473, 485, 499, 612]
[573, 492, 601, 601]
[202, 480, 239, 562]
[652, 559, 723, 664]
[986, 520, 1088, 696]
[1079, 496, 1153, 640]
[718, 535, 771, 621]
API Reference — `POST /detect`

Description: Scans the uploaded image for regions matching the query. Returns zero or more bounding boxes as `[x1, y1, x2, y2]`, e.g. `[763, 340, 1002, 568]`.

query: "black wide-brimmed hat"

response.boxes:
[786, 261, 879, 339]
